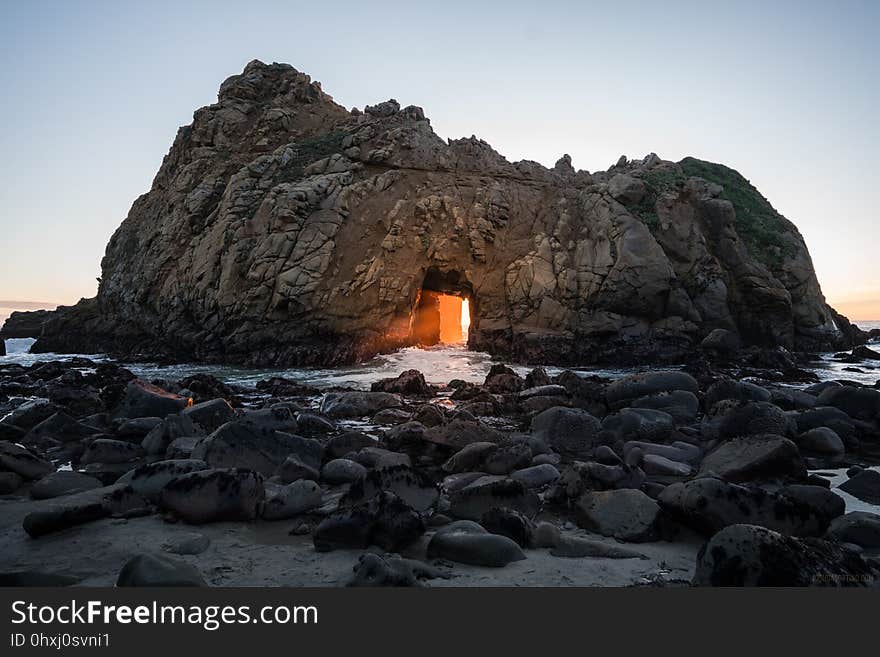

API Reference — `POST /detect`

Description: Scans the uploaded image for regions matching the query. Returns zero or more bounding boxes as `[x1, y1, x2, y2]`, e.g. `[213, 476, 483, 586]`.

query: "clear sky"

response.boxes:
[1, 0, 877, 319]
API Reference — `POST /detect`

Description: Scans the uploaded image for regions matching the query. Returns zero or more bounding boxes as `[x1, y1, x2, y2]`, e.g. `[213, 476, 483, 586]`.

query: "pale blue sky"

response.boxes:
[1, 0, 878, 317]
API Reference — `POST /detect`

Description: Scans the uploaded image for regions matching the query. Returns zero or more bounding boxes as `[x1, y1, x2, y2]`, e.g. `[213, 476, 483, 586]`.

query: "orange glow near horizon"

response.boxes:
[830, 297, 880, 323]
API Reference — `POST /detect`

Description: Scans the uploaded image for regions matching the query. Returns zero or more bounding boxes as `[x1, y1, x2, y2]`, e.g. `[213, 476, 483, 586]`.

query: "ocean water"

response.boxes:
[2, 323, 879, 390]
[812, 465, 880, 515]
[0, 338, 642, 390]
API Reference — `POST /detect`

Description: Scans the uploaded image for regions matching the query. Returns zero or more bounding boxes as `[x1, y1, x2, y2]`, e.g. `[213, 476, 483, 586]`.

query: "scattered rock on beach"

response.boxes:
[693, 524, 880, 586]
[117, 553, 207, 587]
[159, 468, 264, 524]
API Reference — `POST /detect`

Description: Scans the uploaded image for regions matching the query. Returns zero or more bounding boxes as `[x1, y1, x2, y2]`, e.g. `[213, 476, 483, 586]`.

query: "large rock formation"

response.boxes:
[19, 60, 852, 365]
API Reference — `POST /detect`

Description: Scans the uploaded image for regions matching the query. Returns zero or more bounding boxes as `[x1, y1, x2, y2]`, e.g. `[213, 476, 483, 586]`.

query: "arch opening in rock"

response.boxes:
[409, 268, 474, 347]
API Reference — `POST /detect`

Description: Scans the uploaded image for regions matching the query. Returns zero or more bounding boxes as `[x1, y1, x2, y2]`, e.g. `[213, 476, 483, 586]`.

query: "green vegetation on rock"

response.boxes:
[279, 130, 347, 182]
[631, 166, 687, 234]
[679, 157, 795, 268]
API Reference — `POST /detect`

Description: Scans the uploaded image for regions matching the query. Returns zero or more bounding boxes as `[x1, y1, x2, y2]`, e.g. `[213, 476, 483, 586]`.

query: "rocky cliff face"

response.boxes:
[26, 60, 851, 365]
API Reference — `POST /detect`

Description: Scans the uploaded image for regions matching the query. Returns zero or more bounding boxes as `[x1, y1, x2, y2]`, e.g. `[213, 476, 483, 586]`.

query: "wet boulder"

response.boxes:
[838, 469, 880, 505]
[371, 370, 431, 396]
[321, 459, 367, 485]
[158, 468, 264, 523]
[2, 399, 59, 431]
[704, 379, 771, 409]
[181, 398, 235, 433]
[718, 402, 793, 439]
[22, 483, 148, 538]
[116, 417, 162, 439]
[30, 471, 102, 500]
[816, 386, 880, 421]
[119, 459, 209, 501]
[0, 440, 54, 480]
[530, 407, 603, 460]
[345, 465, 438, 511]
[261, 480, 323, 520]
[372, 408, 413, 425]
[793, 406, 852, 433]
[325, 431, 375, 459]
[412, 404, 445, 427]
[193, 422, 323, 475]
[480, 507, 534, 548]
[519, 384, 568, 400]
[294, 412, 336, 434]
[641, 454, 693, 477]
[795, 427, 845, 455]
[0, 472, 23, 494]
[658, 477, 834, 537]
[117, 553, 207, 587]
[624, 440, 702, 465]
[448, 479, 540, 520]
[0, 423, 26, 443]
[320, 391, 403, 419]
[141, 414, 201, 455]
[442, 441, 497, 473]
[239, 406, 299, 434]
[354, 447, 411, 469]
[427, 528, 526, 567]
[602, 408, 674, 442]
[422, 419, 503, 450]
[510, 463, 560, 488]
[483, 441, 532, 475]
[781, 484, 845, 525]
[26, 412, 99, 444]
[113, 380, 188, 420]
[277, 455, 320, 484]
[574, 489, 661, 542]
[81, 438, 141, 465]
[346, 554, 447, 587]
[693, 524, 880, 586]
[697, 435, 806, 483]
[605, 371, 698, 407]
[314, 492, 424, 552]
[700, 328, 741, 358]
[631, 390, 699, 424]
[484, 364, 524, 394]
[826, 512, 880, 548]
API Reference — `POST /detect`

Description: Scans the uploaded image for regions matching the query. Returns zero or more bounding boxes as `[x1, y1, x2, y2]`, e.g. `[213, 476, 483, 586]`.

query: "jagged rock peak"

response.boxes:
[17, 61, 855, 366]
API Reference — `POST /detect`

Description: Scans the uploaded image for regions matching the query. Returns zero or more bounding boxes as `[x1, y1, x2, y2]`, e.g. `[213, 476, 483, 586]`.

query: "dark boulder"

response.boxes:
[181, 398, 236, 433]
[427, 529, 526, 567]
[158, 468, 264, 523]
[448, 478, 540, 520]
[839, 469, 880, 505]
[826, 512, 880, 548]
[30, 471, 102, 500]
[480, 507, 534, 548]
[693, 524, 880, 586]
[530, 407, 603, 460]
[193, 422, 323, 475]
[371, 369, 431, 396]
[0, 440, 54, 480]
[117, 553, 207, 587]
[574, 489, 661, 542]
[718, 402, 792, 439]
[606, 371, 698, 407]
[659, 477, 836, 537]
[314, 492, 424, 552]
[816, 386, 880, 421]
[697, 435, 806, 483]
[112, 380, 188, 420]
